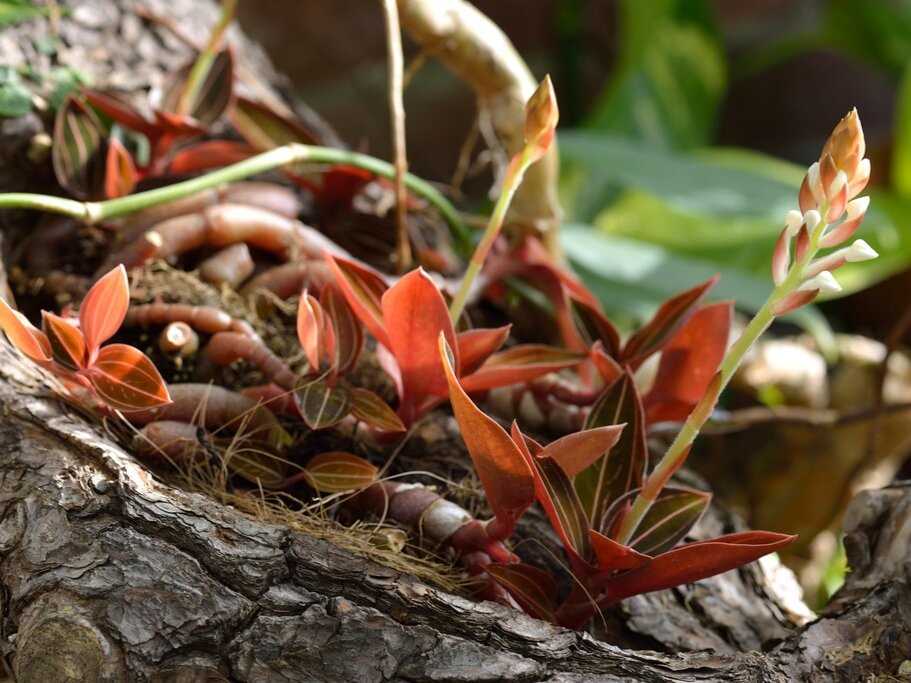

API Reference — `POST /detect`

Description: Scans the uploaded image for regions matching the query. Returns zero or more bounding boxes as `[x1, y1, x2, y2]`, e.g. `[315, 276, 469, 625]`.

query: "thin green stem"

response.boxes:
[448, 150, 532, 323]
[0, 143, 470, 247]
[615, 213, 830, 545]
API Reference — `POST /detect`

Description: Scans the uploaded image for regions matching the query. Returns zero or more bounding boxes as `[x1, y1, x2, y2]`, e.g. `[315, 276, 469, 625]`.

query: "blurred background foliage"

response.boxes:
[238, 0, 911, 344]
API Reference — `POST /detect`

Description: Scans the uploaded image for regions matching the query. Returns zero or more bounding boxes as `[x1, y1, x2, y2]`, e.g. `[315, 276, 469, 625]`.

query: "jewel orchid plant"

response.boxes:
[0, 265, 171, 411]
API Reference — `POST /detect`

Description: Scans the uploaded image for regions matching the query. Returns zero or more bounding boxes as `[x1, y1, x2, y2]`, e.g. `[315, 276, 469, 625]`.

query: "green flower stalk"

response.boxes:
[616, 109, 877, 545]
[448, 75, 558, 323]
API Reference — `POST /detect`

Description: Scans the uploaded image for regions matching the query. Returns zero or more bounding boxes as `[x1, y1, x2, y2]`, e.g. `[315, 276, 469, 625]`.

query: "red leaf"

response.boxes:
[576, 371, 648, 533]
[440, 335, 534, 537]
[621, 276, 718, 369]
[297, 290, 328, 371]
[539, 425, 625, 478]
[104, 138, 138, 198]
[603, 531, 797, 603]
[294, 379, 351, 430]
[52, 95, 106, 200]
[229, 95, 322, 151]
[382, 269, 458, 423]
[85, 343, 171, 411]
[486, 563, 558, 623]
[627, 487, 711, 556]
[80, 265, 129, 358]
[459, 344, 585, 393]
[83, 89, 158, 138]
[162, 48, 234, 127]
[456, 325, 510, 377]
[325, 255, 390, 349]
[350, 388, 406, 433]
[589, 530, 649, 572]
[167, 140, 255, 175]
[42, 312, 86, 371]
[571, 298, 621, 358]
[644, 302, 731, 424]
[320, 283, 364, 375]
[316, 165, 374, 213]
[303, 451, 378, 493]
[0, 297, 51, 363]
[590, 341, 622, 385]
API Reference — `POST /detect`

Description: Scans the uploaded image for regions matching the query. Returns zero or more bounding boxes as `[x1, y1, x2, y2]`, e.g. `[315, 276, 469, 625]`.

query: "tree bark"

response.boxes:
[1, 2, 911, 681]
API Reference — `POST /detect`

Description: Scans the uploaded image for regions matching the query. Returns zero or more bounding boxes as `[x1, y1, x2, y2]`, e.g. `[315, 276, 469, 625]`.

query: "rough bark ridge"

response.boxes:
[1, 2, 911, 681]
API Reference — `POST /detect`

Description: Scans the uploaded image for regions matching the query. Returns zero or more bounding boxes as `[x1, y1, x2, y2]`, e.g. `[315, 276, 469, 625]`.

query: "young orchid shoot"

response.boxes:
[0, 265, 171, 411]
[448, 75, 559, 323]
[614, 109, 876, 545]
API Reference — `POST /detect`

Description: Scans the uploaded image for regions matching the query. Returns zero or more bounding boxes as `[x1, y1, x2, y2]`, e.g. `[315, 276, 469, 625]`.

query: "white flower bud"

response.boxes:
[829, 170, 848, 197]
[845, 196, 870, 220]
[807, 162, 824, 204]
[799, 270, 842, 294]
[784, 210, 804, 237]
[844, 239, 878, 262]
[803, 209, 822, 232]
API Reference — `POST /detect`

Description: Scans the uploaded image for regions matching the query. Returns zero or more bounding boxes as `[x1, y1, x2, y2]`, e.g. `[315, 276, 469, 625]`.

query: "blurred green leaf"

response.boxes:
[560, 224, 834, 349]
[0, 0, 48, 26]
[0, 66, 31, 118]
[893, 61, 911, 197]
[824, 0, 911, 75]
[585, 0, 724, 150]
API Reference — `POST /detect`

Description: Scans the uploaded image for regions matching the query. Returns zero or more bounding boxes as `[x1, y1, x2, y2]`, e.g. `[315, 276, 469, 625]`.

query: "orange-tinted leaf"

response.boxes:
[163, 48, 234, 127]
[167, 140, 255, 175]
[459, 345, 585, 393]
[52, 94, 106, 200]
[456, 325, 510, 377]
[590, 341, 622, 385]
[440, 335, 534, 536]
[539, 425, 625, 478]
[577, 371, 647, 532]
[85, 343, 171, 411]
[303, 451, 378, 493]
[0, 297, 51, 363]
[644, 302, 731, 424]
[229, 95, 322, 151]
[382, 270, 458, 422]
[321, 283, 364, 375]
[628, 487, 711, 556]
[621, 276, 718, 369]
[571, 299, 620, 358]
[80, 265, 129, 356]
[589, 530, 650, 572]
[83, 88, 158, 137]
[350, 387, 406, 433]
[325, 254, 390, 348]
[487, 563, 558, 623]
[104, 138, 137, 199]
[295, 378, 351, 429]
[42, 312, 86, 371]
[297, 291, 327, 371]
[603, 531, 797, 603]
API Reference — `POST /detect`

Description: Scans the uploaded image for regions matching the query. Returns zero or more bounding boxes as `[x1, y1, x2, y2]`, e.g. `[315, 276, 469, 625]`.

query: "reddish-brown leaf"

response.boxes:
[571, 298, 621, 358]
[382, 270, 458, 423]
[167, 140, 255, 175]
[456, 325, 510, 377]
[621, 276, 718, 368]
[459, 344, 585, 393]
[0, 298, 51, 363]
[486, 563, 558, 623]
[577, 371, 648, 533]
[303, 451, 378, 493]
[104, 138, 138, 198]
[83, 89, 158, 137]
[52, 95, 106, 200]
[644, 302, 731, 424]
[229, 95, 322, 151]
[350, 387, 406, 433]
[297, 291, 327, 371]
[603, 531, 797, 603]
[85, 343, 171, 411]
[294, 379, 351, 430]
[42, 312, 86, 371]
[163, 48, 234, 126]
[440, 336, 534, 536]
[80, 265, 130, 358]
[589, 529, 650, 572]
[590, 341, 622, 385]
[539, 425, 626, 478]
[325, 255, 390, 348]
[321, 283, 364, 375]
[628, 487, 711, 556]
